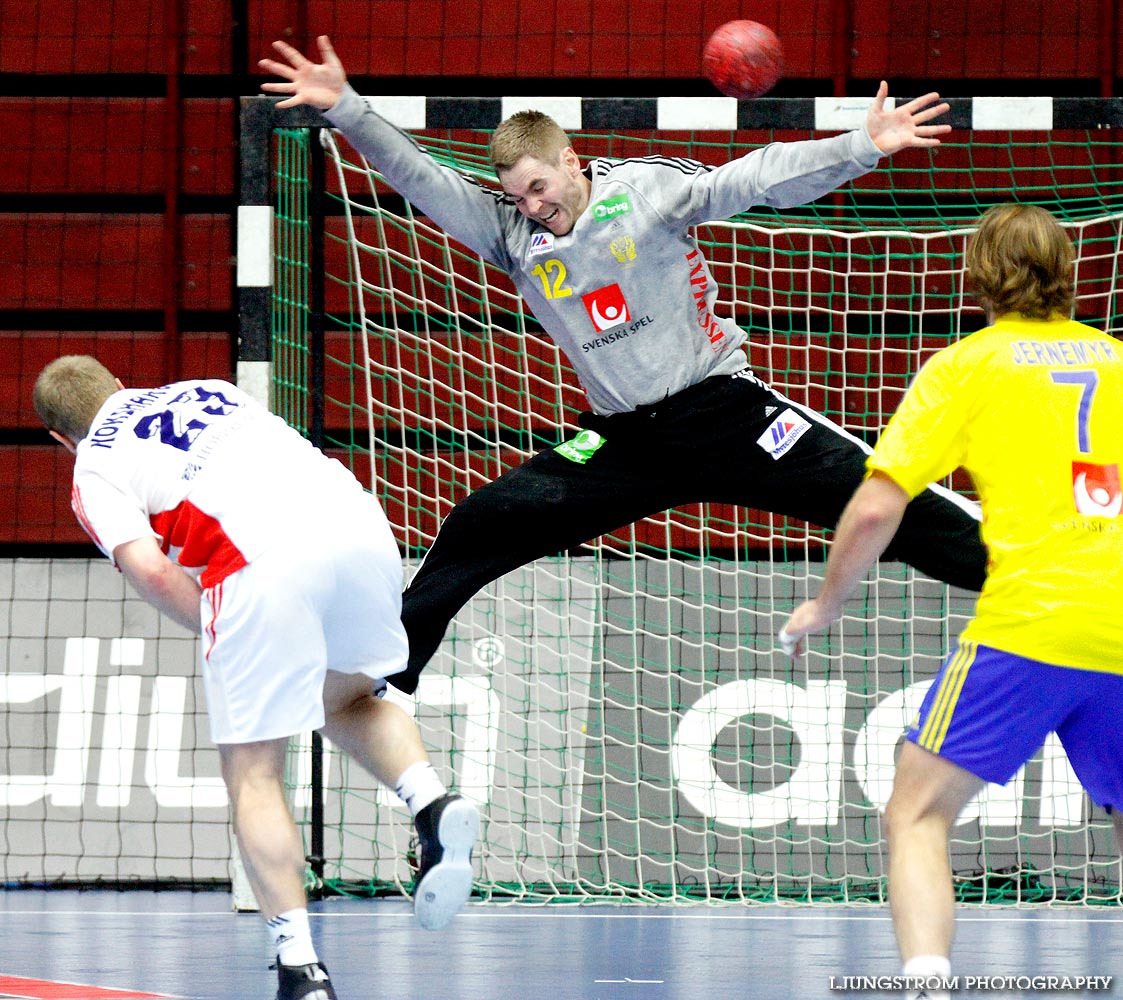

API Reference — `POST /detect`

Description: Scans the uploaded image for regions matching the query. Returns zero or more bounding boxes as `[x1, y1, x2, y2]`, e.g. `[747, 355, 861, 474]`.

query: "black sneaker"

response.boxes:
[274, 959, 338, 1000]
[412, 794, 480, 930]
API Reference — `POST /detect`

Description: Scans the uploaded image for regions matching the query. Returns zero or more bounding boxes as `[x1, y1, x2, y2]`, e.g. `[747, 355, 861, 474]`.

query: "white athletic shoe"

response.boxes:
[412, 794, 479, 930]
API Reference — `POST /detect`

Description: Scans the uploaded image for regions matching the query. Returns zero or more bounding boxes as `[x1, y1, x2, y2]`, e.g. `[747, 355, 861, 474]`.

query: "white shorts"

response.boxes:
[199, 490, 408, 744]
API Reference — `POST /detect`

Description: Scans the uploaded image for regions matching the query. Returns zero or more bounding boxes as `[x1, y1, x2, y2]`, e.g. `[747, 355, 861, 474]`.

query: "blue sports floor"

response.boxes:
[0, 891, 1118, 999]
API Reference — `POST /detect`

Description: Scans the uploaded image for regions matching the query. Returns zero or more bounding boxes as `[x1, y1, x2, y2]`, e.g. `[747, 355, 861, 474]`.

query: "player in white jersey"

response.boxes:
[262, 37, 987, 695]
[34, 356, 479, 1000]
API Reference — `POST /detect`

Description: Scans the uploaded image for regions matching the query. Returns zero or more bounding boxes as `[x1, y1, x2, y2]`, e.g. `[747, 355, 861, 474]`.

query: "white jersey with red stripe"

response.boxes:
[72, 379, 363, 587]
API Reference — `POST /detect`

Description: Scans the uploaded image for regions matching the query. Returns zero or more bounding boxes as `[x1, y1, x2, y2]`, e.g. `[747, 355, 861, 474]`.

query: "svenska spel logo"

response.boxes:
[1072, 460, 1122, 516]
[581, 283, 631, 332]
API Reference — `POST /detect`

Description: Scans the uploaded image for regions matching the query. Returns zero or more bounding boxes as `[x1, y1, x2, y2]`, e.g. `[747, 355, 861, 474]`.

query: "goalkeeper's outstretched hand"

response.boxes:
[259, 35, 346, 111]
[865, 80, 951, 156]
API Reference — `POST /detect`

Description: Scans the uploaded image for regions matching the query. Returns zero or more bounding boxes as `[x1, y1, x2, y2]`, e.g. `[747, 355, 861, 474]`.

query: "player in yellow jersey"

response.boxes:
[779, 203, 1123, 999]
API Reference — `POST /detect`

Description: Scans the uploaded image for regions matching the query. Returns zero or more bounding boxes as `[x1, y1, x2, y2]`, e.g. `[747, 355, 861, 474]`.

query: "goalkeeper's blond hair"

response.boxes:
[966, 203, 1075, 320]
[489, 111, 571, 174]
[33, 355, 118, 442]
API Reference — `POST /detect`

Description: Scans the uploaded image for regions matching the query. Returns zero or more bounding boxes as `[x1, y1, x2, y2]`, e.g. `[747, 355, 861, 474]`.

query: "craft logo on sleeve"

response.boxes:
[1072, 461, 1122, 516]
[582, 283, 631, 332]
[756, 408, 812, 459]
[528, 232, 555, 257]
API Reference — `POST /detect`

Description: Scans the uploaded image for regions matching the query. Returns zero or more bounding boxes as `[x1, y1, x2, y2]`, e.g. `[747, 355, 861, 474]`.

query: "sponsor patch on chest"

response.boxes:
[756, 408, 812, 459]
[590, 194, 632, 221]
[528, 232, 555, 257]
[582, 283, 631, 332]
[1072, 461, 1122, 516]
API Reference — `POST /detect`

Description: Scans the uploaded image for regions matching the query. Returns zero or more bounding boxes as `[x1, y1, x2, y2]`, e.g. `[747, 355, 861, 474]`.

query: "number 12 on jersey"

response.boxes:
[531, 260, 572, 299]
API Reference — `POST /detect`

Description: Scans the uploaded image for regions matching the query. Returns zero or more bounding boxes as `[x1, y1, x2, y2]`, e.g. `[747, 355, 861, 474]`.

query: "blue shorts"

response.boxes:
[906, 640, 1123, 810]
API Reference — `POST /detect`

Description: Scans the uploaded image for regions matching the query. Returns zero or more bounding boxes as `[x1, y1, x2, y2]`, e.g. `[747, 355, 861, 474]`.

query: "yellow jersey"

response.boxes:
[867, 314, 1123, 674]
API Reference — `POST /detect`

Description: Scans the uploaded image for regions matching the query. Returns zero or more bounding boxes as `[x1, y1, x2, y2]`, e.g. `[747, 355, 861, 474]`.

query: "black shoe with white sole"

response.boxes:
[274, 960, 337, 1000]
[412, 794, 480, 930]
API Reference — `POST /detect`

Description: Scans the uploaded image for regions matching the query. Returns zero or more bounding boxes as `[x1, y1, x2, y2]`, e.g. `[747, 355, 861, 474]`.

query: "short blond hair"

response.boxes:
[965, 203, 1075, 320]
[33, 355, 118, 442]
[489, 110, 571, 173]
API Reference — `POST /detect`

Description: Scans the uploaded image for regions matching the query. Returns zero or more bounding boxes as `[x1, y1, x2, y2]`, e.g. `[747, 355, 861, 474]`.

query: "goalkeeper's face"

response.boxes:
[499, 148, 591, 236]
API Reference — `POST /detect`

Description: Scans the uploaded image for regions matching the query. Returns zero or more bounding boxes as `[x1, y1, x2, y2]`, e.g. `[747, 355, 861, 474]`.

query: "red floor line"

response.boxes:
[0, 977, 174, 999]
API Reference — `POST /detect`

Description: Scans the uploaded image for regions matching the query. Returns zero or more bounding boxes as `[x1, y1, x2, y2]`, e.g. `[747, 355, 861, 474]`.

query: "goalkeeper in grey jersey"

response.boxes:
[263, 36, 987, 694]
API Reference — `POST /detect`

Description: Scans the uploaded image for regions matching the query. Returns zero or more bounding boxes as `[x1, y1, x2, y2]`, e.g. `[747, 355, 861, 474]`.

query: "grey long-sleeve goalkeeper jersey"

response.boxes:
[325, 85, 883, 415]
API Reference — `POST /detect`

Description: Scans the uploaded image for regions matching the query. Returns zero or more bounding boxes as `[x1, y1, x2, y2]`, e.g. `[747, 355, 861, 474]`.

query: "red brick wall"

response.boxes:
[1, 0, 1118, 547]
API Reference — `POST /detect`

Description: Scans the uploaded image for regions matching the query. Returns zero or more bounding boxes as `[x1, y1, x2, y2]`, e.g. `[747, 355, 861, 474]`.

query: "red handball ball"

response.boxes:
[703, 20, 784, 100]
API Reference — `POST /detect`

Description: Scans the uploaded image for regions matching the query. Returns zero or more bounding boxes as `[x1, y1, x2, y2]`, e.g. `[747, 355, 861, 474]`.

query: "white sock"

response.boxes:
[267, 907, 318, 967]
[903, 955, 952, 1000]
[394, 761, 447, 817]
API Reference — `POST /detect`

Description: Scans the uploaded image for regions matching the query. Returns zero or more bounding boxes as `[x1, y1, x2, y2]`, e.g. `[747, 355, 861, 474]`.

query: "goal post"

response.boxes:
[239, 93, 1123, 905]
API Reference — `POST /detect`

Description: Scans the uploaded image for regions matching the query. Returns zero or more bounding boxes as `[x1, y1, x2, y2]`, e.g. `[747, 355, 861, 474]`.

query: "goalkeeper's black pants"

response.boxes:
[389, 370, 987, 694]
